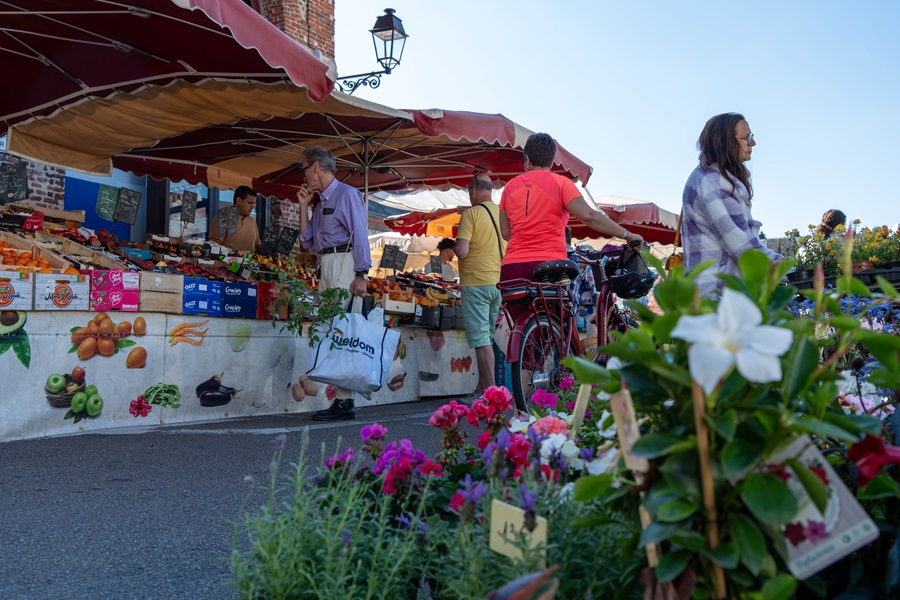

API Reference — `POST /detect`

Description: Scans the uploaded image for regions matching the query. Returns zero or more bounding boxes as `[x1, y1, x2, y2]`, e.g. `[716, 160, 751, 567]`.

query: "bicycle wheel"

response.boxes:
[510, 316, 564, 413]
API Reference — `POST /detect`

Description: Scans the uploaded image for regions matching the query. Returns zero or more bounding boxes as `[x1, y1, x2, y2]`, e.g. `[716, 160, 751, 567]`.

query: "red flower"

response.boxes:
[783, 522, 807, 546]
[475, 429, 493, 450]
[808, 466, 829, 486]
[506, 433, 531, 468]
[848, 435, 900, 488]
[448, 490, 464, 512]
[417, 460, 444, 477]
[766, 462, 791, 482]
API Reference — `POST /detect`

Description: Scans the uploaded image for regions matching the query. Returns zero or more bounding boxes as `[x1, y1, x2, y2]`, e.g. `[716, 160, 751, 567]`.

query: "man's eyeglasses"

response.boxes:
[739, 133, 754, 143]
[300, 162, 315, 174]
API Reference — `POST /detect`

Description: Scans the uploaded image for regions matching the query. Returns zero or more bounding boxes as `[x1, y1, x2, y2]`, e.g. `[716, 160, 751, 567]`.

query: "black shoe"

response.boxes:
[312, 398, 355, 421]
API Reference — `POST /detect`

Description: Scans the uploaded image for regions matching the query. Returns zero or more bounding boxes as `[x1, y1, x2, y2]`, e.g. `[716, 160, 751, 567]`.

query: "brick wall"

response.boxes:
[259, 0, 335, 62]
[0, 152, 65, 210]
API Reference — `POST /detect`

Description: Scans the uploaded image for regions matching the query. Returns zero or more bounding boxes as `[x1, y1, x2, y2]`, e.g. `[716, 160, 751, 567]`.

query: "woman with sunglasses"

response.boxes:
[681, 112, 781, 297]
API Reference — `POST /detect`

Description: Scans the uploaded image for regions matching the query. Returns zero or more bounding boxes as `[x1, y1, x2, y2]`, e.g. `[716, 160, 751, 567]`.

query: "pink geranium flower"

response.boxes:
[360, 423, 388, 441]
[532, 388, 558, 408]
[531, 415, 569, 436]
[559, 376, 574, 390]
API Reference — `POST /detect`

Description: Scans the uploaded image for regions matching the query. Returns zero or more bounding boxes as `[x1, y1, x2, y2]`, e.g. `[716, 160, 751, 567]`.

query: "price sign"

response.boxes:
[217, 205, 239, 236]
[260, 224, 279, 254]
[380, 244, 408, 271]
[113, 187, 142, 225]
[429, 255, 442, 274]
[95, 184, 119, 221]
[274, 226, 299, 255]
[181, 190, 198, 224]
[0, 161, 29, 204]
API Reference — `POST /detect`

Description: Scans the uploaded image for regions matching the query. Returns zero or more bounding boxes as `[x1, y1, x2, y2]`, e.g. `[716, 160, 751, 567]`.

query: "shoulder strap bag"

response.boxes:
[478, 203, 505, 258]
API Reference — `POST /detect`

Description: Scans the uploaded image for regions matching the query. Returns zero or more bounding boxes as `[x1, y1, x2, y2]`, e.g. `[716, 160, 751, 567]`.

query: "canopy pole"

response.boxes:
[363, 138, 370, 209]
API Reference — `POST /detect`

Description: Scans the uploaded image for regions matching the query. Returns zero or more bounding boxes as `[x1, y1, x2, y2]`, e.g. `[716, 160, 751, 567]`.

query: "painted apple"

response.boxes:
[84, 384, 98, 398]
[45, 374, 66, 394]
[71, 366, 86, 384]
[86, 394, 104, 417]
[66, 381, 81, 393]
[71, 392, 88, 413]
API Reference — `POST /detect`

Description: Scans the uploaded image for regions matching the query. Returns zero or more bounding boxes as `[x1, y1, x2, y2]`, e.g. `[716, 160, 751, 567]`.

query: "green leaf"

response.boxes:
[791, 416, 856, 442]
[761, 573, 797, 600]
[68, 345, 78, 354]
[741, 473, 798, 528]
[730, 513, 767, 576]
[859, 474, 900, 500]
[562, 356, 617, 387]
[786, 459, 829, 514]
[867, 366, 900, 389]
[639, 520, 680, 545]
[660, 451, 702, 500]
[631, 433, 693, 460]
[116, 339, 137, 349]
[781, 336, 820, 401]
[643, 487, 680, 515]
[821, 410, 883, 437]
[656, 499, 699, 522]
[69, 326, 81, 333]
[703, 540, 739, 569]
[656, 550, 693, 582]
[572, 474, 613, 502]
[739, 250, 771, 287]
[721, 438, 765, 479]
[766, 284, 796, 315]
[668, 528, 708, 551]
[708, 410, 738, 442]
[11, 332, 31, 369]
[875, 275, 899, 298]
[649, 311, 681, 342]
[857, 331, 900, 370]
[829, 315, 860, 332]
[0, 338, 12, 355]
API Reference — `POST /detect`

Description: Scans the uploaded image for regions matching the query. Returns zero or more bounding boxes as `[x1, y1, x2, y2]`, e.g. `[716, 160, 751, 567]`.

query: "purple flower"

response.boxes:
[559, 376, 574, 390]
[341, 528, 352, 546]
[325, 447, 355, 469]
[532, 388, 558, 408]
[458, 473, 487, 504]
[804, 521, 828, 544]
[397, 513, 412, 529]
[372, 439, 425, 475]
[518, 483, 538, 513]
[360, 423, 388, 442]
[579, 447, 595, 461]
[271, 434, 286, 451]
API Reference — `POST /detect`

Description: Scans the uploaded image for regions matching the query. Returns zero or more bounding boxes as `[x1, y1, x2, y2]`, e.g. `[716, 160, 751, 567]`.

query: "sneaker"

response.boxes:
[455, 392, 482, 406]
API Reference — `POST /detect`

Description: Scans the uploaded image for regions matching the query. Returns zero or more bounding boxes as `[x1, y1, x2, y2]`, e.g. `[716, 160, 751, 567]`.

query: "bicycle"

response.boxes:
[497, 244, 654, 412]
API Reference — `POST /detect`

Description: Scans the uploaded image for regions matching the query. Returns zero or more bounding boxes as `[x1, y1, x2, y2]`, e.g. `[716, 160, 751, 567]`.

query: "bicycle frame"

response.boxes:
[499, 278, 580, 370]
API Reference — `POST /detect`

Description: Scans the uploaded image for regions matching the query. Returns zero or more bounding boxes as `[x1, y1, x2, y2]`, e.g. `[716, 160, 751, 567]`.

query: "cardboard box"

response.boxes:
[439, 305, 456, 330]
[182, 294, 222, 316]
[256, 282, 289, 320]
[139, 272, 184, 294]
[414, 304, 441, 328]
[33, 273, 90, 310]
[183, 277, 222, 297]
[222, 281, 258, 304]
[90, 289, 139, 312]
[138, 290, 184, 314]
[222, 298, 256, 319]
[85, 269, 140, 292]
[0, 272, 34, 310]
[381, 298, 415, 314]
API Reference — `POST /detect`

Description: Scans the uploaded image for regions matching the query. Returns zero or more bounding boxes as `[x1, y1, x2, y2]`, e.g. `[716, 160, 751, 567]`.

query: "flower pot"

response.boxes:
[852, 260, 875, 273]
[881, 261, 900, 270]
[786, 269, 814, 282]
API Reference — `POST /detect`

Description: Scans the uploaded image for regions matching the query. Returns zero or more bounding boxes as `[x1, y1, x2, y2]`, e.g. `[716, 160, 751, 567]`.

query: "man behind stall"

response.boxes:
[296, 145, 371, 421]
[209, 185, 261, 252]
[442, 173, 507, 398]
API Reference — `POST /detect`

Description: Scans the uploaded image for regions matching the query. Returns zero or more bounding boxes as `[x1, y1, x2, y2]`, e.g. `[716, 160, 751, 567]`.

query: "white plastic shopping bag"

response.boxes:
[305, 307, 400, 393]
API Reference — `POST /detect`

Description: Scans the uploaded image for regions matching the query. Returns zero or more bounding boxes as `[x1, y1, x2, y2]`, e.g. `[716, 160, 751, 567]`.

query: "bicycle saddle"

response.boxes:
[533, 260, 579, 283]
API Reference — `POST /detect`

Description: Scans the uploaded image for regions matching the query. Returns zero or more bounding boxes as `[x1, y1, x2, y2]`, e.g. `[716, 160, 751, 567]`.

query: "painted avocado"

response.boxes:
[0, 311, 26, 335]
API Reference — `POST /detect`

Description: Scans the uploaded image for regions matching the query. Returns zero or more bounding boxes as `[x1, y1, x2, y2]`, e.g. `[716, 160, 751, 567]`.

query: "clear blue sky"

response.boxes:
[335, 1, 899, 237]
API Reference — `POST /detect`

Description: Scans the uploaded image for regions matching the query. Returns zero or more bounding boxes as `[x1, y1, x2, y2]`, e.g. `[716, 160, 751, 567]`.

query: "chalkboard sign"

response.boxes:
[260, 224, 279, 254]
[380, 244, 408, 271]
[0, 161, 29, 204]
[429, 256, 442, 274]
[95, 184, 118, 221]
[217, 205, 239, 237]
[113, 187, 142, 225]
[274, 226, 300, 255]
[181, 190, 198, 224]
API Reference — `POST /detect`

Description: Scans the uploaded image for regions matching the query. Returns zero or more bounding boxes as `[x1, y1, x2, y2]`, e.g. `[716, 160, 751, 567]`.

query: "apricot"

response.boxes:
[118, 321, 132, 338]
[71, 327, 92, 346]
[99, 318, 116, 336]
[133, 317, 146, 336]
[86, 321, 100, 335]
[94, 312, 110, 325]
[97, 336, 116, 357]
[77, 338, 98, 360]
[125, 346, 147, 369]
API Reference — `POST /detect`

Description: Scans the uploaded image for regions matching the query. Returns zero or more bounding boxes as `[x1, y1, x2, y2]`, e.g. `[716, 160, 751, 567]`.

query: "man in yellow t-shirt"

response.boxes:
[209, 186, 261, 252]
[451, 173, 508, 395]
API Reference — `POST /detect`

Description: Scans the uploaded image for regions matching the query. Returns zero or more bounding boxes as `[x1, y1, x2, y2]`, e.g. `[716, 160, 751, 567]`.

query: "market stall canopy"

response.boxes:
[383, 193, 678, 245]
[7, 96, 592, 198]
[0, 0, 335, 134]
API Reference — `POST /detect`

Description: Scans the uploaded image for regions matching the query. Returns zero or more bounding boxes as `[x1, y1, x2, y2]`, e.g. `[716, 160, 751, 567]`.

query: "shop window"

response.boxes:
[168, 182, 210, 239]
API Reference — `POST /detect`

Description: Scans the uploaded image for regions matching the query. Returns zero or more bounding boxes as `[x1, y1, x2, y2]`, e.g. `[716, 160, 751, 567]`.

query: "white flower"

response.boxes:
[585, 444, 619, 475]
[670, 288, 794, 395]
[539, 433, 579, 465]
[596, 411, 617, 439]
[508, 415, 535, 434]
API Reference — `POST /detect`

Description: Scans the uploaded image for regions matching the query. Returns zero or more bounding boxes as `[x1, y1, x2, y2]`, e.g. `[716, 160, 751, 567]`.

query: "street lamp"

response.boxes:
[335, 8, 408, 95]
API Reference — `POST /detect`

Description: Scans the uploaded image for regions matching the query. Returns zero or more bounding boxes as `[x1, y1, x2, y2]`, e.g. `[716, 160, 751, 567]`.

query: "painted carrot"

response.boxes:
[168, 320, 209, 336]
[170, 335, 204, 346]
[175, 328, 208, 338]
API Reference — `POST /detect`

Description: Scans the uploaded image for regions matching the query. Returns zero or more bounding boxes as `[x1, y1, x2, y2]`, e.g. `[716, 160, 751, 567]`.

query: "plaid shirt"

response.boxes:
[682, 160, 780, 296]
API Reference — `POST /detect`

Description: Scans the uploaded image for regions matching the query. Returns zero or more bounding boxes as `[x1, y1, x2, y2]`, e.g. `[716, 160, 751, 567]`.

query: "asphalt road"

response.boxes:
[0, 398, 451, 600]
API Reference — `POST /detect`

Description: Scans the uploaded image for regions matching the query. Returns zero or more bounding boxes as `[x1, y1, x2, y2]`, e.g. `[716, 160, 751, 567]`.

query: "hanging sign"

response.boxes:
[95, 184, 119, 221]
[260, 224, 280, 255]
[113, 188, 142, 225]
[0, 161, 29, 204]
[181, 191, 198, 224]
[274, 226, 299, 255]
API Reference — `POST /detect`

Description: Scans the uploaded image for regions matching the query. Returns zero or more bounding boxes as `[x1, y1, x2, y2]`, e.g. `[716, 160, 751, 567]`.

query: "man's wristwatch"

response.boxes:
[355, 271, 368, 280]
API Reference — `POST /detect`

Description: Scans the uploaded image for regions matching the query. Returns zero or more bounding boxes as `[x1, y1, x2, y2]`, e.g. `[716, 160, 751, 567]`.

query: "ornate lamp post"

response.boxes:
[335, 8, 408, 95]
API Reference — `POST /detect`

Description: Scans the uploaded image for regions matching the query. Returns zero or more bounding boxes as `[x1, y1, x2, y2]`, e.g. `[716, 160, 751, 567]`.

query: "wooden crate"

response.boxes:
[0, 231, 72, 270]
[139, 272, 184, 294]
[138, 290, 185, 314]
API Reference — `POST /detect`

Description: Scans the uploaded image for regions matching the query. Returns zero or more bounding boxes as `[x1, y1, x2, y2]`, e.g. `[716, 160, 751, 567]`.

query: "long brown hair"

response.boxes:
[698, 113, 753, 199]
[815, 209, 846, 236]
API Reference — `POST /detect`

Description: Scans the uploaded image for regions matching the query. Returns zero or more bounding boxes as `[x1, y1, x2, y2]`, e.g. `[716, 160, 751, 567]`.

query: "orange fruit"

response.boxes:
[63, 268, 80, 275]
[39, 268, 53, 273]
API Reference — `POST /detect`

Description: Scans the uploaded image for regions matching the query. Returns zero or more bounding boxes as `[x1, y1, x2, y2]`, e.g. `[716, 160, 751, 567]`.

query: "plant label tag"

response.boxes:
[568, 384, 592, 439]
[610, 390, 649, 473]
[489, 499, 547, 563]
[762, 435, 879, 580]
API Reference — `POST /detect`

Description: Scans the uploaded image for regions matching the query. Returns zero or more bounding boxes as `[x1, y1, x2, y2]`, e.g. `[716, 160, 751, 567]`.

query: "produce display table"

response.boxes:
[0, 311, 476, 442]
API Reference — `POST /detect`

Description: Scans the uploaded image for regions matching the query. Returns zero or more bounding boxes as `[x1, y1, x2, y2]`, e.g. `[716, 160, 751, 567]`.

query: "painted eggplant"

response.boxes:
[199, 389, 232, 407]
